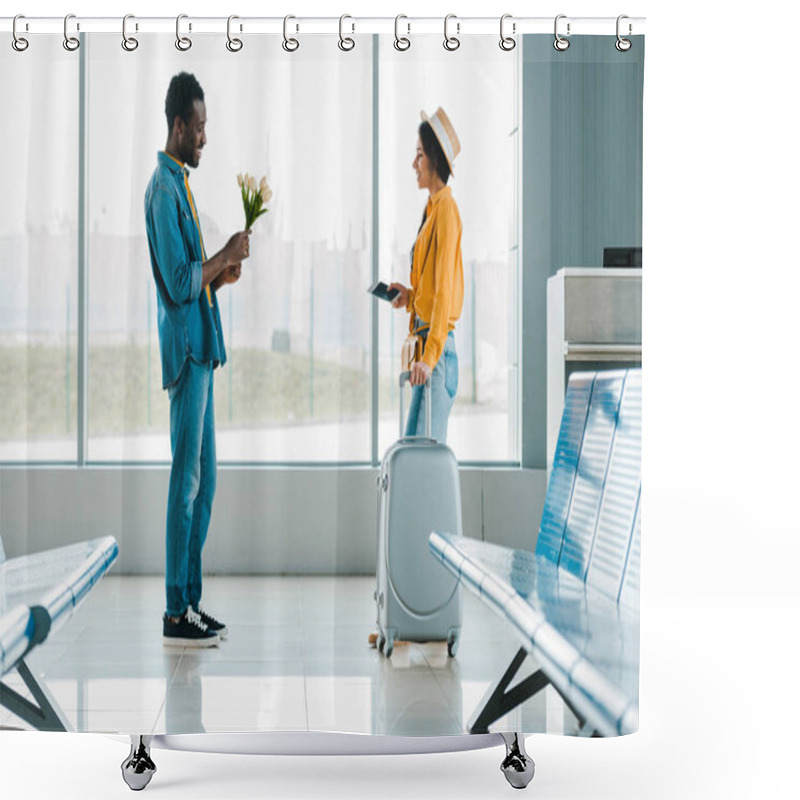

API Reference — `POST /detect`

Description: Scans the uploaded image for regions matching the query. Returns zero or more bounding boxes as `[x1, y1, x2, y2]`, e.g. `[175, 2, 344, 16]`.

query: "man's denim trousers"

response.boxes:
[165, 359, 216, 617]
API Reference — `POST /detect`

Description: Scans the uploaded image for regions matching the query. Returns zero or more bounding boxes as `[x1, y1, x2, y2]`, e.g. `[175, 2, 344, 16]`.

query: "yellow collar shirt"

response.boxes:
[408, 185, 464, 370]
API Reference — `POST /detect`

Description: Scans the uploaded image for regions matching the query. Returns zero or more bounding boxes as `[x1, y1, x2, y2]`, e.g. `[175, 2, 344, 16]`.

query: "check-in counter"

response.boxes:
[547, 268, 642, 473]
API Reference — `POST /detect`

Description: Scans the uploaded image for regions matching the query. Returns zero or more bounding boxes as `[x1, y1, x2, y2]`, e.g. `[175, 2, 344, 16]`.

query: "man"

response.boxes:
[145, 72, 250, 647]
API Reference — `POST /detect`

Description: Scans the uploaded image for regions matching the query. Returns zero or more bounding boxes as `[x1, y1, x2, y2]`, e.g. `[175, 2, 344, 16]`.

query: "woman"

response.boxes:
[368, 108, 464, 650]
[389, 107, 464, 444]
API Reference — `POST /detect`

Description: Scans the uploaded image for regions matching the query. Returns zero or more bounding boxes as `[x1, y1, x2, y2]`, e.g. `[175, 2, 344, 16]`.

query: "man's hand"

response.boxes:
[409, 360, 432, 386]
[203, 232, 250, 292]
[225, 231, 251, 266]
[388, 282, 409, 309]
[212, 263, 242, 291]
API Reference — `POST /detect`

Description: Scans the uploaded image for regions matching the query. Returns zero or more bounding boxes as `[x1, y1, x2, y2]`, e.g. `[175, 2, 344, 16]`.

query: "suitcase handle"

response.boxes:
[399, 371, 432, 439]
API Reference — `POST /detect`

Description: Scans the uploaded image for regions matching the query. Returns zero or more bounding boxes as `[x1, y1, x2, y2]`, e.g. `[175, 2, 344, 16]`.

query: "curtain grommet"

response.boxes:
[176, 14, 192, 51]
[443, 14, 460, 52]
[615, 15, 632, 51]
[12, 14, 29, 51]
[499, 14, 516, 51]
[63, 13, 80, 51]
[394, 14, 411, 51]
[226, 15, 243, 52]
[122, 14, 139, 51]
[554, 14, 570, 51]
[338, 14, 355, 51]
[283, 15, 299, 52]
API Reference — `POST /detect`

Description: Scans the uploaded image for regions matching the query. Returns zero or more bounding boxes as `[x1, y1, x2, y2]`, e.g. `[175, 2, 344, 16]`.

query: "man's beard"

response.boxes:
[181, 141, 201, 169]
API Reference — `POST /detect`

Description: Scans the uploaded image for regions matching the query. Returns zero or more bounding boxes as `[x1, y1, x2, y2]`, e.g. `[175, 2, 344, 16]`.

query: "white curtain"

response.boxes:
[85, 34, 373, 462]
[377, 35, 518, 461]
[1, 32, 519, 464]
[0, 39, 80, 461]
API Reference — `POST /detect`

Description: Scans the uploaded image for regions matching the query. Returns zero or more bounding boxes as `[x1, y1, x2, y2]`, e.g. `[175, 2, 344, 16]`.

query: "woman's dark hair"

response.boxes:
[417, 121, 451, 232]
[418, 121, 451, 185]
[165, 72, 205, 132]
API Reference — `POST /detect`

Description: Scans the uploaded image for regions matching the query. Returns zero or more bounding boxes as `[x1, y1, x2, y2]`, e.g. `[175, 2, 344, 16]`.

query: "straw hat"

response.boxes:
[420, 107, 461, 175]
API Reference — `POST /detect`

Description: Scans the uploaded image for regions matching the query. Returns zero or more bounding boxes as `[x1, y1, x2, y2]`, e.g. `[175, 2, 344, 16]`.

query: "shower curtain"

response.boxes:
[0, 10, 644, 775]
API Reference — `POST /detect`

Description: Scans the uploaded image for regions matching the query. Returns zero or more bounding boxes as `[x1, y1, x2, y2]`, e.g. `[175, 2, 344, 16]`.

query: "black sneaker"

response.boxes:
[163, 608, 220, 648]
[191, 605, 228, 639]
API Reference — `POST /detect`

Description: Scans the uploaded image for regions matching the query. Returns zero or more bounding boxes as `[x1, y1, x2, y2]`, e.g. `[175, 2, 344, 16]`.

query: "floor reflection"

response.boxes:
[1, 575, 571, 736]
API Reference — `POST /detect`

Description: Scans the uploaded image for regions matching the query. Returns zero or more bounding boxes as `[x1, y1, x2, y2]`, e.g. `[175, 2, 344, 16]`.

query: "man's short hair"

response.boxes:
[165, 72, 204, 132]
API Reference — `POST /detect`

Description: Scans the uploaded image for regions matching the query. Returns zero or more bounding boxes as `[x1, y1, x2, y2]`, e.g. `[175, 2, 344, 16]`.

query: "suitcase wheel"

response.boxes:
[447, 631, 459, 658]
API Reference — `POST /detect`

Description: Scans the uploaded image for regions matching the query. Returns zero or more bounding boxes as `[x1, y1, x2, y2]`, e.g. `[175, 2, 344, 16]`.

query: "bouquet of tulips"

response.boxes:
[238, 172, 272, 230]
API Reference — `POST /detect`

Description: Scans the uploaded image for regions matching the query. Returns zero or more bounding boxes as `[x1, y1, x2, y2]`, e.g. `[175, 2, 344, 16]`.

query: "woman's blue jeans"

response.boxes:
[405, 331, 458, 444]
[165, 359, 216, 617]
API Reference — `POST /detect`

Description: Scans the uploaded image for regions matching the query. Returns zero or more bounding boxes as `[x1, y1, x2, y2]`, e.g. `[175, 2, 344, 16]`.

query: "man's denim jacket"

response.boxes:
[145, 152, 226, 389]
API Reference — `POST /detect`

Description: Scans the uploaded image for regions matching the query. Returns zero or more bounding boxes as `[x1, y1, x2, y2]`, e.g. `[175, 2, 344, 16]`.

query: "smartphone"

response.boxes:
[367, 280, 400, 302]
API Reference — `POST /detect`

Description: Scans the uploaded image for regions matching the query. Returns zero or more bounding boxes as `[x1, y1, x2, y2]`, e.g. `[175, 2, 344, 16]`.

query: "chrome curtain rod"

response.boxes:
[2, 15, 646, 37]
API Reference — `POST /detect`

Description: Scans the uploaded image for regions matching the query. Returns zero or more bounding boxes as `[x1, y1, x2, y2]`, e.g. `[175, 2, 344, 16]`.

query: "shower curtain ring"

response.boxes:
[176, 14, 192, 51]
[554, 14, 570, 51]
[338, 15, 355, 51]
[615, 15, 632, 51]
[227, 15, 243, 52]
[12, 14, 29, 52]
[394, 15, 411, 51]
[283, 15, 299, 52]
[63, 14, 80, 51]
[499, 14, 516, 51]
[443, 14, 460, 51]
[122, 14, 139, 51]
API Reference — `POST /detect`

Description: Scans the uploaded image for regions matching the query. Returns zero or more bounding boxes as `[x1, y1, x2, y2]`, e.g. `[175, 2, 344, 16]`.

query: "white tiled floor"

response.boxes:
[1, 575, 579, 736]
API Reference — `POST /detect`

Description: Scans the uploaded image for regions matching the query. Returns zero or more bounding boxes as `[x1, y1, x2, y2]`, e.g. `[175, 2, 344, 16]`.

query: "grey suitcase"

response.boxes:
[374, 372, 462, 658]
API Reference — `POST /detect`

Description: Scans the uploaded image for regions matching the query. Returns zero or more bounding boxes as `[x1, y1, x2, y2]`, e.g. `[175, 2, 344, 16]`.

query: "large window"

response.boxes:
[0, 39, 80, 462]
[86, 35, 373, 462]
[377, 36, 519, 462]
[1, 34, 519, 465]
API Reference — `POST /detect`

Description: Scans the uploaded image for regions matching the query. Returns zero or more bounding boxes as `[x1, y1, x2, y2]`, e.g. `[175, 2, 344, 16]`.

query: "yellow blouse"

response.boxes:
[407, 186, 464, 369]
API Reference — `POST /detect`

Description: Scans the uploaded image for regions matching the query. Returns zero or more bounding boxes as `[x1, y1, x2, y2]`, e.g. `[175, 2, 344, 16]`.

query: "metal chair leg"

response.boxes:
[500, 732, 535, 789]
[469, 647, 550, 734]
[121, 735, 156, 791]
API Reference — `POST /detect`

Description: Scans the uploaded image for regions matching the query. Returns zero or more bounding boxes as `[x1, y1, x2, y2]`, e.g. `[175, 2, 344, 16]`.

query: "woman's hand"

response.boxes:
[388, 282, 409, 309]
[409, 360, 432, 386]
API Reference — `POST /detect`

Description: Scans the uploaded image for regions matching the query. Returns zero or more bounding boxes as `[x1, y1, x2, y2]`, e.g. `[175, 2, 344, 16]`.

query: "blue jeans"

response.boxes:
[165, 359, 216, 617]
[405, 331, 458, 444]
